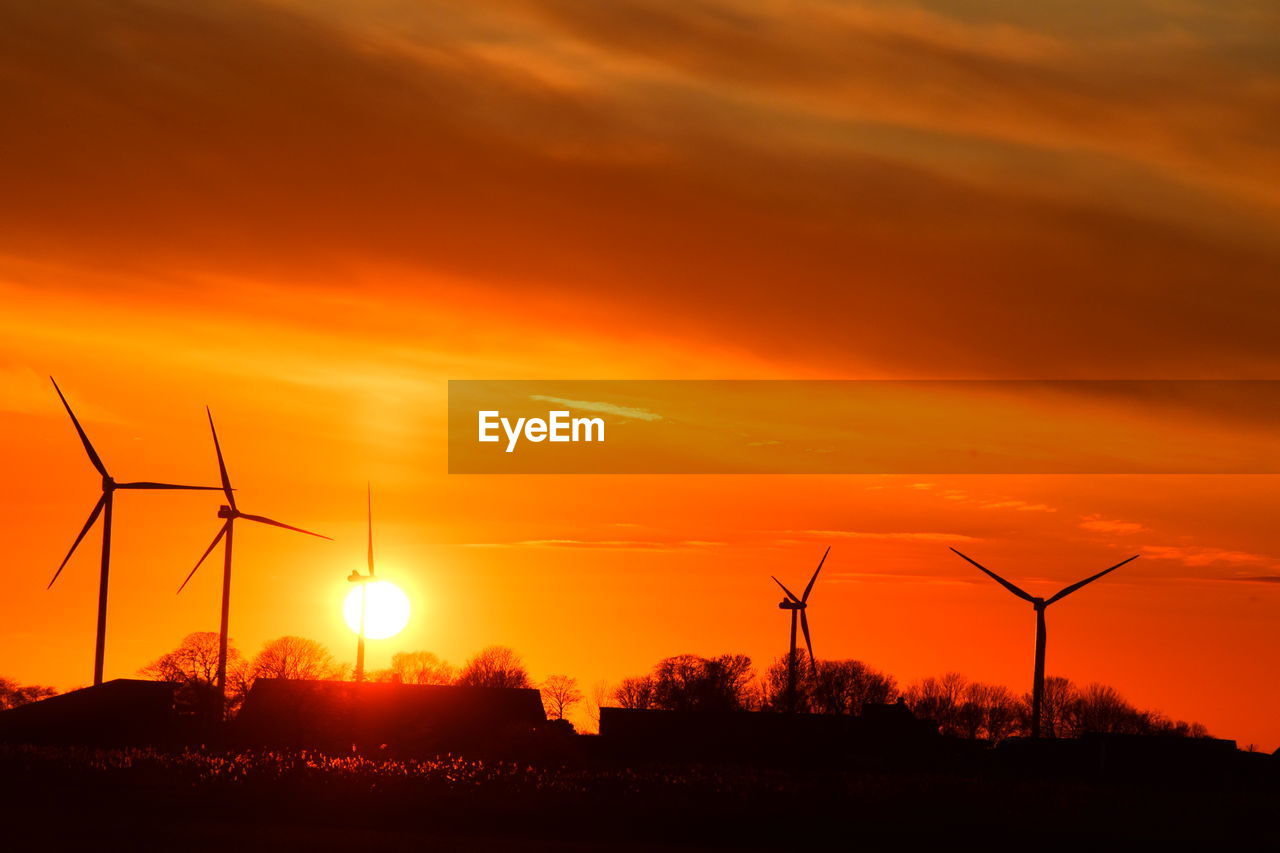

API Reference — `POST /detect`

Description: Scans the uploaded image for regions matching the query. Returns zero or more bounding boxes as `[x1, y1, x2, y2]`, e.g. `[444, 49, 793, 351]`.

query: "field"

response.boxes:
[1, 743, 1276, 850]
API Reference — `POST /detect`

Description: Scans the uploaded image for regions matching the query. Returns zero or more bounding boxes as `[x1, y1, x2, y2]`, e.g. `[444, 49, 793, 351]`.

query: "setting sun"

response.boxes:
[343, 580, 411, 640]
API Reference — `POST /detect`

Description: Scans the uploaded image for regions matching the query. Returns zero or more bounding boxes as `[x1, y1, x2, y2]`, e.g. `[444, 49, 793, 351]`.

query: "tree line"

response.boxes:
[3, 638, 1208, 742]
[607, 651, 1208, 740]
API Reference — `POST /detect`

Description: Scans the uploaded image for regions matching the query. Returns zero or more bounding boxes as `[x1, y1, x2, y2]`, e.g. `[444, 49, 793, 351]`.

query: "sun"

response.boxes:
[343, 579, 411, 640]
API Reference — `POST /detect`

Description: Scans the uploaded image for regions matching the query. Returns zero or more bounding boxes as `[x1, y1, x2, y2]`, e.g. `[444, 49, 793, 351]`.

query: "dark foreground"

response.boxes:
[1, 744, 1276, 851]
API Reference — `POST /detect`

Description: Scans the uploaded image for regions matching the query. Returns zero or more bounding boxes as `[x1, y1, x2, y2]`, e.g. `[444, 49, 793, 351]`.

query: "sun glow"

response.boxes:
[343, 579, 411, 640]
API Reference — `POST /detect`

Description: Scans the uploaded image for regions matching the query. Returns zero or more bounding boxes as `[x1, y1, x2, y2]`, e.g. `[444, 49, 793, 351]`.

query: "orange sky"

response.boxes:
[1, 0, 1279, 747]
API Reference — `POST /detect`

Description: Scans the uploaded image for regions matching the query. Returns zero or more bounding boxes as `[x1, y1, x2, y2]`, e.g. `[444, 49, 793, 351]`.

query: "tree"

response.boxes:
[763, 657, 898, 714]
[540, 674, 583, 721]
[456, 645, 531, 688]
[1066, 682, 1148, 735]
[956, 681, 1022, 742]
[904, 672, 969, 735]
[618, 654, 755, 713]
[0, 677, 56, 710]
[585, 679, 611, 733]
[614, 675, 656, 709]
[250, 636, 341, 681]
[1038, 675, 1079, 738]
[374, 651, 455, 685]
[140, 632, 234, 685]
[140, 631, 243, 714]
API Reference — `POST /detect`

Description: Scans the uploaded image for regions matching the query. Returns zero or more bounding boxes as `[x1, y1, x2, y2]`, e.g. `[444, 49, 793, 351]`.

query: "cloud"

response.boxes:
[1230, 575, 1280, 584]
[527, 395, 662, 421]
[977, 499, 1056, 513]
[1141, 545, 1276, 568]
[793, 529, 980, 543]
[2, 0, 1279, 382]
[460, 538, 717, 550]
[1080, 514, 1147, 534]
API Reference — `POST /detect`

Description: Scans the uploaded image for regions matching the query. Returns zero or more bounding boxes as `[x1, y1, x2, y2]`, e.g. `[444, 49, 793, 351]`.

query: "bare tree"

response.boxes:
[585, 679, 611, 733]
[904, 672, 969, 735]
[1037, 675, 1079, 738]
[956, 681, 1022, 742]
[139, 632, 245, 713]
[456, 645, 531, 688]
[250, 636, 340, 681]
[140, 632, 232, 685]
[616, 654, 755, 713]
[1067, 682, 1149, 735]
[0, 677, 56, 710]
[614, 675, 656, 709]
[374, 651, 455, 685]
[540, 674, 583, 721]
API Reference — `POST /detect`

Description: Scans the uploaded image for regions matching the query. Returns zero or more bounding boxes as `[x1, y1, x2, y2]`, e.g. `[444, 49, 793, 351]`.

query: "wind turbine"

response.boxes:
[949, 548, 1139, 738]
[47, 378, 221, 686]
[177, 408, 330, 712]
[771, 546, 829, 714]
[347, 484, 376, 683]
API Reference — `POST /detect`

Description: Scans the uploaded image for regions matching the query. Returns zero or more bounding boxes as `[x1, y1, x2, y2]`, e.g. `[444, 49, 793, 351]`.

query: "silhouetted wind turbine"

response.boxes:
[347, 484, 376, 683]
[178, 408, 330, 712]
[772, 546, 829, 714]
[949, 548, 1139, 738]
[47, 378, 221, 687]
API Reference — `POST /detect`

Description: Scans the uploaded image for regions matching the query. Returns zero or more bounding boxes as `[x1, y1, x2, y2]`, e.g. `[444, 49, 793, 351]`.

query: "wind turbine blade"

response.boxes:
[367, 483, 374, 575]
[206, 407, 236, 510]
[1045, 555, 1139, 606]
[800, 610, 816, 671]
[950, 547, 1035, 603]
[116, 482, 223, 490]
[50, 377, 107, 478]
[240, 513, 332, 539]
[177, 521, 229, 593]
[801, 546, 830, 603]
[771, 576, 802, 604]
[48, 495, 106, 588]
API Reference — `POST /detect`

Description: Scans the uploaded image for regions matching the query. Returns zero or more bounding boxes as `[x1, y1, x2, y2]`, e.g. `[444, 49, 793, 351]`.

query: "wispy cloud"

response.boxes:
[791, 529, 980, 543]
[1141, 545, 1276, 568]
[460, 538, 716, 550]
[527, 395, 662, 421]
[977, 499, 1056, 513]
[1080, 514, 1147, 534]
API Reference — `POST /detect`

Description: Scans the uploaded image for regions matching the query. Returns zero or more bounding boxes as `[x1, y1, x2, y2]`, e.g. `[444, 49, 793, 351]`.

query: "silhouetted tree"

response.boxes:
[761, 655, 897, 714]
[140, 631, 242, 714]
[0, 677, 56, 710]
[812, 659, 898, 714]
[250, 636, 341, 681]
[456, 645, 531, 688]
[585, 679, 611, 732]
[614, 675, 656, 709]
[1037, 675, 1078, 738]
[540, 674, 583, 720]
[956, 681, 1022, 742]
[373, 651, 455, 685]
[140, 632, 233, 684]
[1066, 682, 1150, 735]
[904, 672, 968, 735]
[620, 654, 755, 712]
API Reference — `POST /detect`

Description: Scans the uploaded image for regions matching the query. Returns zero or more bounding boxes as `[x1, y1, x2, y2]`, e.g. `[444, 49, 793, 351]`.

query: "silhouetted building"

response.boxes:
[599, 705, 939, 764]
[0, 679, 179, 745]
[233, 678, 547, 754]
[997, 731, 1241, 781]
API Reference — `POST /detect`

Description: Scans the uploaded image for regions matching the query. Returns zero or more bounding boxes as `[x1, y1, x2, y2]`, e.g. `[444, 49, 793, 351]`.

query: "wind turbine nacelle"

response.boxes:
[779, 599, 803, 610]
[217, 505, 235, 518]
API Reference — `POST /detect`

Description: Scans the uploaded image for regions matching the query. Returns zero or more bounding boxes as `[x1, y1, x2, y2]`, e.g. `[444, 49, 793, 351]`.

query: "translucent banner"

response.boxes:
[447, 380, 1280, 474]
